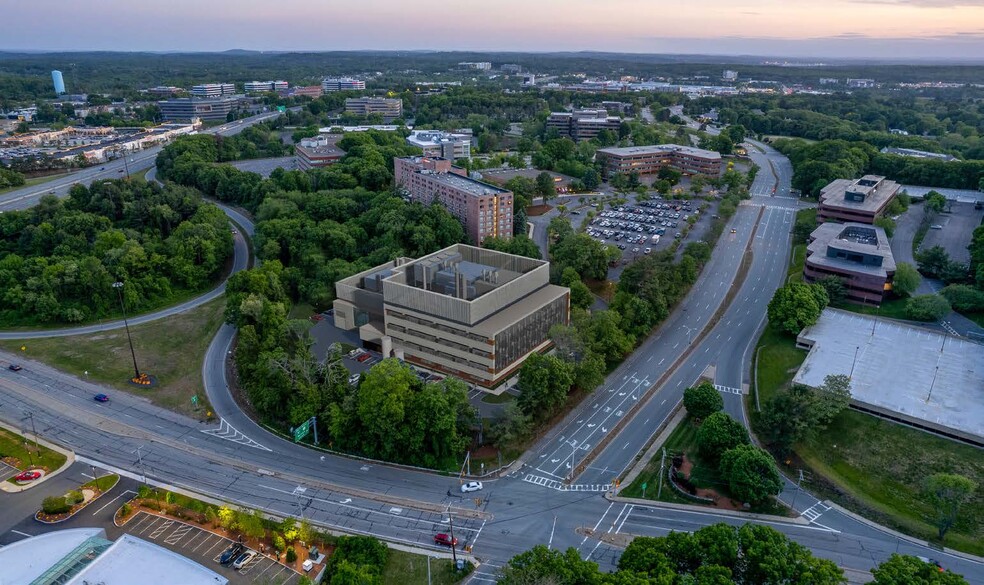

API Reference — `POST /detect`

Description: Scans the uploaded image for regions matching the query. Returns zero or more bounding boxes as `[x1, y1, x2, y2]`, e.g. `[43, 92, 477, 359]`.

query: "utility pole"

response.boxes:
[134, 445, 146, 484]
[427, 556, 431, 585]
[27, 412, 39, 454]
[657, 447, 667, 499]
[112, 281, 142, 383]
[447, 506, 458, 566]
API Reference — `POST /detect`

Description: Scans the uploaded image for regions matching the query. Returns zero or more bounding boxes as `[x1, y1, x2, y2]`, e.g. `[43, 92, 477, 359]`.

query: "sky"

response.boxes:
[5, 0, 984, 60]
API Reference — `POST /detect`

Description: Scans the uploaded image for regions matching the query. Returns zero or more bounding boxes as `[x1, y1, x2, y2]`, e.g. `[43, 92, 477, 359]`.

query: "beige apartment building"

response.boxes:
[344, 97, 403, 119]
[333, 244, 570, 388]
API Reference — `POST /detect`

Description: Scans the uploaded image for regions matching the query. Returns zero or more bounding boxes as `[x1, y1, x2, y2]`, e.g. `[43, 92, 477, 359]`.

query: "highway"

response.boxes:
[1, 119, 982, 581]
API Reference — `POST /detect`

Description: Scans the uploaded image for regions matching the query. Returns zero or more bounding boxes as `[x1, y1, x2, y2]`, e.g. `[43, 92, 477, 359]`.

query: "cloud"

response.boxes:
[848, 0, 984, 6]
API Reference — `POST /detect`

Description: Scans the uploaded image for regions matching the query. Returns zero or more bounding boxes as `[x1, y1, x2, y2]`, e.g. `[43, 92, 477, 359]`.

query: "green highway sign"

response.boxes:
[293, 419, 311, 442]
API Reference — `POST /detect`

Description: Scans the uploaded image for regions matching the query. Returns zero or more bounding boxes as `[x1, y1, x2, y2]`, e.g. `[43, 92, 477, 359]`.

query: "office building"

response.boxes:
[501, 63, 522, 73]
[190, 83, 237, 98]
[846, 78, 876, 88]
[292, 85, 324, 98]
[51, 70, 66, 95]
[0, 527, 227, 585]
[458, 62, 492, 70]
[322, 78, 366, 92]
[406, 129, 471, 160]
[804, 223, 896, 305]
[879, 147, 958, 162]
[244, 80, 289, 93]
[723, 70, 738, 81]
[395, 156, 513, 244]
[345, 97, 403, 119]
[333, 244, 570, 388]
[817, 175, 900, 224]
[546, 109, 622, 142]
[158, 97, 239, 122]
[596, 144, 722, 178]
[147, 85, 183, 96]
[295, 134, 345, 170]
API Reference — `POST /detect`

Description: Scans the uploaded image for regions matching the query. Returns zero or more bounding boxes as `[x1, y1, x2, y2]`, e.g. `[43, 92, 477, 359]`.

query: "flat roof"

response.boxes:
[402, 156, 509, 197]
[795, 309, 984, 442]
[407, 130, 469, 146]
[820, 176, 899, 213]
[806, 222, 896, 277]
[0, 527, 106, 584]
[472, 284, 569, 335]
[68, 533, 227, 585]
[597, 144, 721, 160]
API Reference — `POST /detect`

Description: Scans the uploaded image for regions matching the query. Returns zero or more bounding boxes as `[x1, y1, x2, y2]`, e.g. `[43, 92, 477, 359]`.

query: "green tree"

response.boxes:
[815, 275, 848, 305]
[737, 523, 843, 584]
[236, 507, 266, 539]
[924, 473, 977, 540]
[696, 412, 750, 461]
[893, 262, 922, 298]
[560, 267, 594, 310]
[719, 444, 783, 506]
[535, 171, 557, 202]
[924, 191, 947, 214]
[498, 546, 601, 585]
[683, 381, 723, 420]
[905, 294, 951, 321]
[329, 560, 381, 585]
[767, 282, 829, 335]
[582, 168, 600, 191]
[517, 353, 575, 422]
[872, 554, 969, 584]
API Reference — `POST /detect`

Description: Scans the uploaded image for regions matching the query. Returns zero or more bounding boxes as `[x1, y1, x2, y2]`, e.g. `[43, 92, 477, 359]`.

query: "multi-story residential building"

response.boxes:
[322, 78, 366, 92]
[291, 85, 324, 98]
[158, 97, 240, 122]
[332, 244, 570, 388]
[344, 97, 403, 119]
[406, 130, 471, 160]
[190, 83, 236, 98]
[243, 80, 288, 93]
[458, 62, 492, 70]
[394, 156, 513, 244]
[817, 175, 900, 224]
[294, 134, 345, 170]
[546, 109, 622, 142]
[595, 144, 722, 178]
[804, 222, 896, 305]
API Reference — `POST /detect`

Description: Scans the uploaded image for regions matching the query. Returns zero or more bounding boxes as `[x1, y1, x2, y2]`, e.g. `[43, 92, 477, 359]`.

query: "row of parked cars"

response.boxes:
[589, 200, 696, 249]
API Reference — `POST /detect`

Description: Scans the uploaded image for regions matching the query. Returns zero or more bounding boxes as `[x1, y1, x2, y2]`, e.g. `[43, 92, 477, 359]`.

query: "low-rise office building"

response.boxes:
[595, 144, 722, 178]
[244, 80, 289, 93]
[323, 78, 366, 92]
[292, 85, 324, 98]
[547, 109, 622, 142]
[879, 147, 958, 162]
[159, 96, 240, 122]
[333, 244, 570, 387]
[804, 222, 896, 305]
[406, 129, 471, 160]
[295, 134, 345, 170]
[817, 175, 900, 224]
[345, 97, 403, 119]
[190, 83, 236, 98]
[394, 156, 513, 244]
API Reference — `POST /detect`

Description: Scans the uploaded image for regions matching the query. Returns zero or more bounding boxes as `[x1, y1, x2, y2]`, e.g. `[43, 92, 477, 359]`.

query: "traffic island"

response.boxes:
[35, 473, 119, 524]
[0, 420, 72, 493]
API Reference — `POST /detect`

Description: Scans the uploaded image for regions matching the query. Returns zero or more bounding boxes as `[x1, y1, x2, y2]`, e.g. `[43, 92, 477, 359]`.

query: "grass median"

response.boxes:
[0, 426, 67, 472]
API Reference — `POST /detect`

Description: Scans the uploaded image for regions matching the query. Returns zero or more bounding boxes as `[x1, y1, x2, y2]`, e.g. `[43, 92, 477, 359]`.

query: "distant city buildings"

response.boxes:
[291, 85, 324, 99]
[458, 62, 492, 70]
[880, 147, 958, 162]
[817, 175, 900, 224]
[51, 70, 66, 95]
[804, 223, 896, 305]
[159, 96, 240, 122]
[406, 129, 471, 160]
[546, 109, 622, 142]
[332, 244, 570, 388]
[846, 78, 876, 88]
[595, 145, 722, 179]
[294, 134, 345, 171]
[146, 86, 183, 96]
[243, 80, 288, 93]
[190, 83, 236, 98]
[819, 77, 840, 85]
[722, 69, 738, 81]
[500, 63, 522, 74]
[344, 97, 403, 119]
[322, 78, 366, 92]
[394, 156, 513, 244]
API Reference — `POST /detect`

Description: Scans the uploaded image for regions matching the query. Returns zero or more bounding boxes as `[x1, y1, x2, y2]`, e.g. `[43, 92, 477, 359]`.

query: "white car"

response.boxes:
[460, 481, 483, 493]
[233, 550, 257, 570]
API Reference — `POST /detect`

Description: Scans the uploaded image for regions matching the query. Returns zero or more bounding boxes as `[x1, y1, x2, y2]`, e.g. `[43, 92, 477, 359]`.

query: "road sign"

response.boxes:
[277, 106, 286, 112]
[191, 395, 199, 406]
[293, 419, 312, 442]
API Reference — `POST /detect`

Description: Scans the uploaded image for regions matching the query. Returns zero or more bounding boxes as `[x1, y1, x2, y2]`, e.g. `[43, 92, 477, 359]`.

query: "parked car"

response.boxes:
[461, 481, 483, 493]
[233, 550, 257, 569]
[8, 364, 22, 371]
[356, 353, 372, 363]
[434, 533, 458, 547]
[644, 247, 652, 255]
[930, 224, 943, 230]
[14, 470, 41, 482]
[917, 557, 945, 572]
[348, 374, 361, 386]
[93, 394, 109, 403]
[219, 543, 244, 565]
[731, 228, 737, 234]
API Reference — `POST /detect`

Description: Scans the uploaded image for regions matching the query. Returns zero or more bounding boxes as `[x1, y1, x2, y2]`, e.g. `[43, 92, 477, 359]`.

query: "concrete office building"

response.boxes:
[158, 97, 239, 122]
[147, 85, 183, 96]
[817, 175, 900, 224]
[244, 80, 289, 93]
[292, 85, 324, 98]
[51, 70, 66, 95]
[459, 61, 493, 70]
[394, 156, 513, 244]
[190, 83, 236, 98]
[322, 78, 366, 92]
[546, 109, 622, 142]
[804, 222, 896, 305]
[596, 144, 722, 178]
[333, 244, 570, 388]
[345, 97, 403, 119]
[406, 129, 471, 160]
[295, 134, 345, 170]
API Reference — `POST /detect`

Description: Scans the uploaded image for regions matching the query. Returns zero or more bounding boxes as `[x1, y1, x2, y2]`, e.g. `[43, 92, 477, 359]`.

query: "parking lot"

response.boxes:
[587, 197, 698, 258]
[919, 201, 984, 265]
[122, 511, 304, 585]
[0, 460, 20, 483]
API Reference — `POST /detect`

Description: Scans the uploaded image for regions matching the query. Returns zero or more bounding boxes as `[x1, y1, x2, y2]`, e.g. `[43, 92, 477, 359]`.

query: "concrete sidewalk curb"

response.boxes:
[605, 492, 810, 526]
[35, 473, 121, 524]
[0, 418, 75, 493]
[617, 404, 685, 489]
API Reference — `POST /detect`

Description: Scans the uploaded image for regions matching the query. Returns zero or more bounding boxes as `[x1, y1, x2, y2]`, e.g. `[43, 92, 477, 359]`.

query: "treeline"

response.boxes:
[0, 168, 26, 189]
[0, 180, 233, 325]
[414, 86, 547, 126]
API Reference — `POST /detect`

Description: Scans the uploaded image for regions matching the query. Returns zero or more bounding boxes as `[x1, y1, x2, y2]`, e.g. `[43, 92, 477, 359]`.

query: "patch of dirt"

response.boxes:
[676, 454, 743, 511]
[526, 204, 553, 216]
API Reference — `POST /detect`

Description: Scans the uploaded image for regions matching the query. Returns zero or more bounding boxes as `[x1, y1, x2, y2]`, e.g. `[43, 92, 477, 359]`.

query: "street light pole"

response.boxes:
[112, 281, 141, 382]
[446, 506, 458, 566]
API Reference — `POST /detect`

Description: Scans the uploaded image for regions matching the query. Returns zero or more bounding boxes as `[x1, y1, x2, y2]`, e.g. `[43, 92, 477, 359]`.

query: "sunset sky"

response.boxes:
[5, 0, 984, 59]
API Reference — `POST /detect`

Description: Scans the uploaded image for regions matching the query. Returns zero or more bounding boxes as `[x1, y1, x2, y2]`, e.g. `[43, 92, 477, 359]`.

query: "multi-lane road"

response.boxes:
[1, 123, 982, 582]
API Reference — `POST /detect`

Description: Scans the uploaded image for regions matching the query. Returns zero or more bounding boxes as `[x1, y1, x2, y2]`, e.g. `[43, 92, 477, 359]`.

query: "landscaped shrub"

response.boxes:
[286, 547, 297, 563]
[272, 534, 286, 553]
[66, 490, 84, 505]
[120, 503, 132, 518]
[42, 496, 70, 514]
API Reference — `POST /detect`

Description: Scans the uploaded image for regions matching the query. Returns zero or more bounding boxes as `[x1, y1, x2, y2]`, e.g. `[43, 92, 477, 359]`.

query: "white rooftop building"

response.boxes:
[406, 129, 471, 160]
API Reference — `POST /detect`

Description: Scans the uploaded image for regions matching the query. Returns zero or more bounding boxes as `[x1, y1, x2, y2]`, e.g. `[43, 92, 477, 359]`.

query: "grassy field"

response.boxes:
[786, 244, 806, 284]
[0, 426, 67, 472]
[382, 549, 471, 585]
[752, 327, 807, 405]
[0, 297, 227, 417]
[82, 474, 119, 492]
[833, 296, 910, 321]
[0, 173, 67, 196]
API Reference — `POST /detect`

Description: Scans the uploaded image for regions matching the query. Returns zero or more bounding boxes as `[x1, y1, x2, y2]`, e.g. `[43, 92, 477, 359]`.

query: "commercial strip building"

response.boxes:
[333, 244, 570, 388]
[159, 96, 241, 122]
[244, 80, 289, 93]
[817, 175, 900, 224]
[546, 109, 622, 142]
[595, 144, 722, 178]
[804, 223, 896, 305]
[322, 78, 366, 92]
[295, 134, 345, 170]
[406, 129, 471, 160]
[394, 156, 513, 244]
[344, 97, 403, 119]
[0, 527, 227, 585]
[794, 308, 984, 446]
[190, 83, 237, 98]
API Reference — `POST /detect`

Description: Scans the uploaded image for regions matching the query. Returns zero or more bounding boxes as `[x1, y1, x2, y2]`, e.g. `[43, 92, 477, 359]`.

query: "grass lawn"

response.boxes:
[82, 474, 119, 491]
[621, 416, 725, 501]
[0, 297, 227, 417]
[382, 548, 471, 585]
[0, 173, 68, 196]
[481, 392, 515, 405]
[752, 327, 807, 405]
[0, 426, 67, 472]
[832, 296, 910, 321]
[786, 244, 806, 284]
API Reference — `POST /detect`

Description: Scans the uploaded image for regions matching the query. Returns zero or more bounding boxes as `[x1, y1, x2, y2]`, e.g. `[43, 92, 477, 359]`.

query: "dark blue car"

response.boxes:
[93, 394, 109, 403]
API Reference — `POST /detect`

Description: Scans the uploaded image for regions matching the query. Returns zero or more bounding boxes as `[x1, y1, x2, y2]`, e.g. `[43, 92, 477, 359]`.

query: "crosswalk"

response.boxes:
[523, 474, 612, 492]
[801, 501, 831, 523]
[714, 384, 745, 395]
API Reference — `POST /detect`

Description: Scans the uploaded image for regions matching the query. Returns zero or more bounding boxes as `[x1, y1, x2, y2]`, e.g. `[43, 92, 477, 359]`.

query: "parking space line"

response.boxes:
[164, 524, 194, 545]
[192, 533, 218, 553]
[181, 529, 207, 550]
[250, 558, 276, 580]
[264, 566, 287, 584]
[148, 519, 174, 540]
[238, 554, 265, 575]
[203, 536, 227, 558]
[134, 515, 162, 535]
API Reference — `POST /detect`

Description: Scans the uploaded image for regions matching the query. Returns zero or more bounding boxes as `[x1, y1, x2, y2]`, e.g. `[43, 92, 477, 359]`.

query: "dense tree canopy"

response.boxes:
[767, 282, 829, 335]
[683, 381, 724, 420]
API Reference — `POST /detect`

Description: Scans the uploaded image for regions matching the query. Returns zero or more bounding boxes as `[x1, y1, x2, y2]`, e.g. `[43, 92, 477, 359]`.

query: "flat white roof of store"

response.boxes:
[794, 309, 984, 441]
[0, 528, 105, 585]
[68, 534, 227, 585]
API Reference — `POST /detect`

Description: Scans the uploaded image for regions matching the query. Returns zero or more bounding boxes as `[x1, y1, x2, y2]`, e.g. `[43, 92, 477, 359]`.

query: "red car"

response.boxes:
[356, 353, 372, 363]
[434, 533, 458, 547]
[14, 470, 41, 482]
